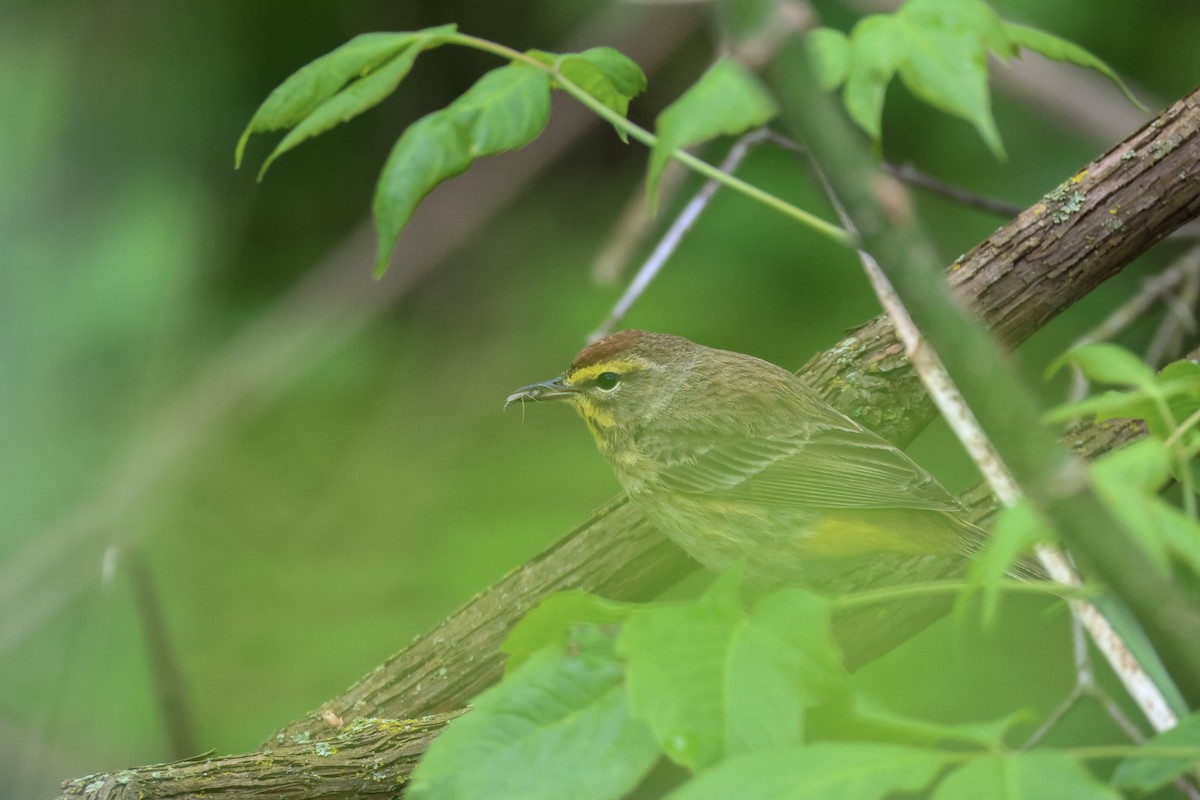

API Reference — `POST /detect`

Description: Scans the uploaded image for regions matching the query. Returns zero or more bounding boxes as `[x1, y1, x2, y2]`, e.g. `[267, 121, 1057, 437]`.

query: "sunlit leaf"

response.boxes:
[407, 625, 659, 800]
[841, 16, 902, 142]
[664, 743, 946, 800]
[807, 27, 851, 90]
[825, 0, 1139, 159]
[1053, 343, 1158, 391]
[373, 64, 550, 275]
[237, 27, 455, 167]
[619, 569, 846, 769]
[932, 752, 1119, 800]
[258, 33, 449, 178]
[557, 55, 635, 141]
[502, 591, 635, 673]
[572, 47, 647, 100]
[1003, 22, 1144, 110]
[646, 59, 778, 213]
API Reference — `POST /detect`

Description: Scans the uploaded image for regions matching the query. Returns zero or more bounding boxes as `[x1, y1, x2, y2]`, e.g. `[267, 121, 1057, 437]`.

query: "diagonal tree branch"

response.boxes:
[58, 85, 1200, 800]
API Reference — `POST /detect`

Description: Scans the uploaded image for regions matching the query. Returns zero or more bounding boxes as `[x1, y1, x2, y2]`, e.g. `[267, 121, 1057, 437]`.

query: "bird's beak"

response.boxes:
[505, 375, 578, 409]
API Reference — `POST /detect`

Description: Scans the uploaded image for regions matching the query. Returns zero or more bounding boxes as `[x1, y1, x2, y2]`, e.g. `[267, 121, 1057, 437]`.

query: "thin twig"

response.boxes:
[1147, 256, 1200, 368]
[1023, 615, 1145, 748]
[592, 128, 1020, 338]
[591, 128, 775, 340]
[882, 162, 1023, 217]
[1069, 246, 1200, 400]
[808, 153, 1180, 734]
[122, 546, 199, 758]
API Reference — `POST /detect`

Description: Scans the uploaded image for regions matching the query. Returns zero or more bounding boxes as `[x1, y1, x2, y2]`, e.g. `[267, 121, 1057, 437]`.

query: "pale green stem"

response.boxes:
[449, 34, 852, 247]
[834, 578, 1079, 610]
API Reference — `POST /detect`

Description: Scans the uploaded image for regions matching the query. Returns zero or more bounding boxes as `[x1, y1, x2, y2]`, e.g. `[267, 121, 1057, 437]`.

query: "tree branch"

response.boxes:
[59, 81, 1200, 800]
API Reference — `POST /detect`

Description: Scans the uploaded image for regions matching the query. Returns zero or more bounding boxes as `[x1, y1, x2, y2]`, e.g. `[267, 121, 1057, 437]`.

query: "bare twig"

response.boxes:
[1069, 246, 1200, 400]
[121, 547, 198, 759]
[591, 128, 777, 340]
[1147, 257, 1200, 367]
[593, 128, 1020, 338]
[882, 162, 1023, 217]
[1023, 616, 1144, 748]
[804, 113, 1181, 734]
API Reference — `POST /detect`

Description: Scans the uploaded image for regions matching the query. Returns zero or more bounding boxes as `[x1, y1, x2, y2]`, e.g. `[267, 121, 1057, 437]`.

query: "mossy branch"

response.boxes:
[58, 82, 1200, 800]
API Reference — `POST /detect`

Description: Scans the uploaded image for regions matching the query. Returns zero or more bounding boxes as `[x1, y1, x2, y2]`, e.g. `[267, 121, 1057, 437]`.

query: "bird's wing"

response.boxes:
[644, 419, 964, 513]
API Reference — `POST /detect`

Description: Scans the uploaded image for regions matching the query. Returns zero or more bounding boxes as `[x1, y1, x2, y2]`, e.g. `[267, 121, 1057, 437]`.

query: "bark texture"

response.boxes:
[59, 87, 1200, 800]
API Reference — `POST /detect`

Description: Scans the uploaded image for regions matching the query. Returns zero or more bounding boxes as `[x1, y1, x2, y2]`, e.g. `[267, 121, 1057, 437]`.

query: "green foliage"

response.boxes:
[236, 26, 457, 173]
[931, 752, 1121, 799]
[1047, 344, 1200, 532]
[501, 590, 635, 672]
[407, 624, 659, 800]
[961, 500, 1051, 625]
[645, 58, 777, 213]
[663, 742, 947, 800]
[529, 47, 648, 142]
[372, 63, 552, 275]
[806, 0, 1138, 158]
[618, 569, 845, 769]
[1113, 711, 1200, 793]
[239, 31, 645, 277]
[416, 567, 1175, 798]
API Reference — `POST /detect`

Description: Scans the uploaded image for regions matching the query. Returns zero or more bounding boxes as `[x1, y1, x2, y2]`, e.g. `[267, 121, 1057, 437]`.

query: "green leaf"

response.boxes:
[1091, 439, 1174, 574]
[893, 3, 1006, 157]
[407, 625, 659, 800]
[828, 694, 1023, 748]
[1044, 392, 1151, 426]
[646, 59, 778, 213]
[932, 752, 1120, 800]
[572, 47, 647, 100]
[960, 500, 1049, 625]
[557, 55, 635, 141]
[827, 0, 1136, 159]
[502, 591, 635, 673]
[373, 64, 550, 276]
[1113, 711, 1200, 793]
[619, 571, 846, 770]
[807, 28, 851, 90]
[1057, 343, 1158, 391]
[842, 15, 903, 141]
[1003, 22, 1145, 111]
[664, 743, 946, 800]
[237, 27, 455, 167]
[258, 34, 447, 179]
[526, 47, 645, 142]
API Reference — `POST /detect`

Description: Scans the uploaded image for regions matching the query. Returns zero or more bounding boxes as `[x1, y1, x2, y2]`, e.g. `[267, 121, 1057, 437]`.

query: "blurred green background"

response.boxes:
[2, 1, 1197, 796]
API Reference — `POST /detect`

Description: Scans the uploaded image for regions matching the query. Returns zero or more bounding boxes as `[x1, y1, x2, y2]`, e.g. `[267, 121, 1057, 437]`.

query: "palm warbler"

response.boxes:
[507, 330, 987, 586]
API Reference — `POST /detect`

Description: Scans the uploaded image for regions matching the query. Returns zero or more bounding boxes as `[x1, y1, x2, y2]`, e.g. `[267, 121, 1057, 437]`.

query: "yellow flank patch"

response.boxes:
[806, 509, 959, 557]
[567, 358, 647, 385]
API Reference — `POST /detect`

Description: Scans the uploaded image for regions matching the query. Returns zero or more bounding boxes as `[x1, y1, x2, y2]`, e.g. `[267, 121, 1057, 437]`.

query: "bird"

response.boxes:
[506, 329, 991, 587]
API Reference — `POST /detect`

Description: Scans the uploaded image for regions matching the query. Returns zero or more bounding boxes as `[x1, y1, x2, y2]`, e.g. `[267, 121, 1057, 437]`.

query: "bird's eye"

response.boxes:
[594, 371, 621, 391]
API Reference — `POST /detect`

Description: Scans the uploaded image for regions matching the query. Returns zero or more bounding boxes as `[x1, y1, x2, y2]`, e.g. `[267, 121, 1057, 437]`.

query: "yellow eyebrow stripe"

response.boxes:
[568, 358, 646, 385]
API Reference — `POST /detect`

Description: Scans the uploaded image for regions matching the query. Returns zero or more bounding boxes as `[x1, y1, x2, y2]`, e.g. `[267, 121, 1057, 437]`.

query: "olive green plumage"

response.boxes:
[508, 330, 987, 586]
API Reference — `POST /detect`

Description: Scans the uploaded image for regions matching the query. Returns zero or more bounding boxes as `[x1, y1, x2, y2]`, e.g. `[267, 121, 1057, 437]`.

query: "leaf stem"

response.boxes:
[448, 33, 852, 247]
[834, 578, 1077, 609]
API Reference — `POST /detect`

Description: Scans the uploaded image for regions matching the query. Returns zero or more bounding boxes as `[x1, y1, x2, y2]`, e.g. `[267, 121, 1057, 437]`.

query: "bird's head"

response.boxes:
[506, 330, 697, 441]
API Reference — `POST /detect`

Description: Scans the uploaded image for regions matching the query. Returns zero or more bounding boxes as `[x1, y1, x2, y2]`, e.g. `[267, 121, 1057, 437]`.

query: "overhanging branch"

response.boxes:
[59, 84, 1200, 800]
